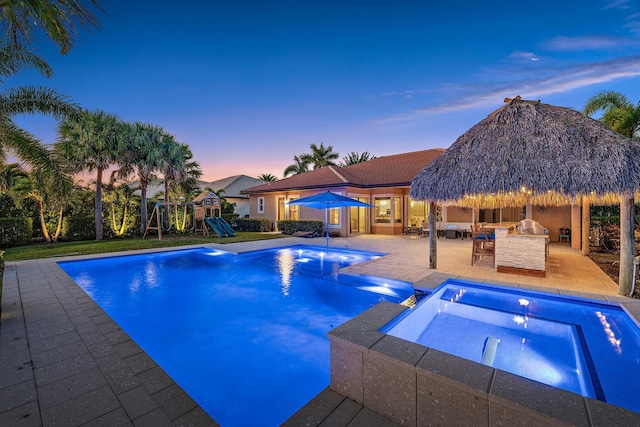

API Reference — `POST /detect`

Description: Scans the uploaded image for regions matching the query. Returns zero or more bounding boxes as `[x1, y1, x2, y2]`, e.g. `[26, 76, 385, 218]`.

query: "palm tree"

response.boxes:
[283, 155, 309, 177]
[102, 172, 139, 237]
[159, 138, 202, 229]
[0, 86, 80, 169]
[302, 142, 339, 170]
[339, 151, 375, 167]
[0, 0, 104, 55]
[257, 173, 278, 182]
[119, 122, 167, 234]
[584, 91, 640, 140]
[170, 181, 200, 232]
[56, 109, 122, 240]
[13, 162, 73, 242]
[0, 1, 96, 184]
[0, 42, 53, 79]
[584, 91, 640, 294]
[0, 162, 27, 192]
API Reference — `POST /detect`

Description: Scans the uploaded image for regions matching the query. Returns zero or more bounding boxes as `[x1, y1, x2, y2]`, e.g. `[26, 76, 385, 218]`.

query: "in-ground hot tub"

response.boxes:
[328, 279, 640, 425]
[382, 280, 640, 412]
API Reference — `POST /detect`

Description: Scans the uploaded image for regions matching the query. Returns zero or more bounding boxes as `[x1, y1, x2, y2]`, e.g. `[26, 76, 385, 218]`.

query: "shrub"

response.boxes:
[0, 217, 33, 248]
[62, 215, 96, 241]
[0, 193, 23, 217]
[222, 213, 240, 227]
[277, 220, 323, 235]
[236, 218, 272, 232]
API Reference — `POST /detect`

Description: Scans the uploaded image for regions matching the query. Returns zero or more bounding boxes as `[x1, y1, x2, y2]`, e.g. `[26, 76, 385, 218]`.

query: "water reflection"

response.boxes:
[276, 250, 294, 296]
[596, 311, 622, 354]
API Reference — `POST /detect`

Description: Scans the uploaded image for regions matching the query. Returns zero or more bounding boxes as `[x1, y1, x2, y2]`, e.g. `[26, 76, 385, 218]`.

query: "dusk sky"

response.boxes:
[7, 0, 640, 182]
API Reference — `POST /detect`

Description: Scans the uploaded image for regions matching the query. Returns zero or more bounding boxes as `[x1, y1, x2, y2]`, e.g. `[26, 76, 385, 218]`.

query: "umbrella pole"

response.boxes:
[325, 209, 329, 248]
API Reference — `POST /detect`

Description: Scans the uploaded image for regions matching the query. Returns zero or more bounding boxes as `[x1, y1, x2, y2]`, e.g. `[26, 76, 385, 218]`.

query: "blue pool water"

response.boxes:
[383, 279, 640, 413]
[59, 246, 413, 426]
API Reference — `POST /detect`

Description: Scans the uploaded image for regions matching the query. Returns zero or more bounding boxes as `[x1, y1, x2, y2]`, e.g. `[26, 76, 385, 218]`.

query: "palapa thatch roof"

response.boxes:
[411, 97, 640, 208]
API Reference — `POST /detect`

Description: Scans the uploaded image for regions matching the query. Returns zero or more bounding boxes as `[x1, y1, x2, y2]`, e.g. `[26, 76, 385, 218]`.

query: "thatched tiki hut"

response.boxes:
[411, 96, 640, 296]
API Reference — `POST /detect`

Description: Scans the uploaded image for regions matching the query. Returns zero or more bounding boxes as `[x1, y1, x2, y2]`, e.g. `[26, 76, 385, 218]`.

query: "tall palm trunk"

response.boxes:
[38, 199, 52, 242]
[95, 168, 104, 240]
[182, 204, 188, 231]
[118, 204, 129, 236]
[140, 180, 148, 234]
[110, 202, 118, 232]
[173, 203, 182, 232]
[53, 208, 63, 241]
[163, 180, 171, 230]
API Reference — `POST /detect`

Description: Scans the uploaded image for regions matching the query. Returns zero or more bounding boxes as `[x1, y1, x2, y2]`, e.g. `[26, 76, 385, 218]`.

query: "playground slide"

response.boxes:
[215, 217, 236, 237]
[205, 217, 226, 237]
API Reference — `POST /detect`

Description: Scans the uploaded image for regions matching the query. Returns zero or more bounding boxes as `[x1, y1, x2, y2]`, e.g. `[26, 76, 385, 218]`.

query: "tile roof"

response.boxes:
[206, 175, 265, 198]
[242, 148, 445, 194]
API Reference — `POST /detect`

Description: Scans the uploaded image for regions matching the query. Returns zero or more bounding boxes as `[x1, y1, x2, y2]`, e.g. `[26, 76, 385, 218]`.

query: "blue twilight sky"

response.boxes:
[6, 0, 640, 181]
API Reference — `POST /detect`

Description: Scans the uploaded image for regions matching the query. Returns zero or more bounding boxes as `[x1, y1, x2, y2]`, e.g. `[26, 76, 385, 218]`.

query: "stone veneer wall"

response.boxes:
[328, 301, 640, 427]
[494, 227, 547, 272]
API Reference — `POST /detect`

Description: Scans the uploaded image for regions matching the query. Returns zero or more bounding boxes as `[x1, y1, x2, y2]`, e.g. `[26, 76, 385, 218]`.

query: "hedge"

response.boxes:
[62, 216, 96, 241]
[277, 220, 323, 235]
[0, 193, 21, 218]
[222, 213, 240, 227]
[235, 218, 272, 232]
[0, 217, 33, 248]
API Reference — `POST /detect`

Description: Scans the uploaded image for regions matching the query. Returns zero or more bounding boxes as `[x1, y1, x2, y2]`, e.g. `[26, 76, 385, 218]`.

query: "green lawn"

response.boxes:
[2, 232, 286, 262]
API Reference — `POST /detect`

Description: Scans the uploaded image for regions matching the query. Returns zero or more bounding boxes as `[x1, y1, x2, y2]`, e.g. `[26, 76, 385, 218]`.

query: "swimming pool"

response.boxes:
[382, 279, 640, 413]
[58, 246, 414, 426]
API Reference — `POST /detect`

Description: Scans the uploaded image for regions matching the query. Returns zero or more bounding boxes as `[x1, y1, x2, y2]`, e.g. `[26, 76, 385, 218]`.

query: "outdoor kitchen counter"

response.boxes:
[494, 226, 549, 277]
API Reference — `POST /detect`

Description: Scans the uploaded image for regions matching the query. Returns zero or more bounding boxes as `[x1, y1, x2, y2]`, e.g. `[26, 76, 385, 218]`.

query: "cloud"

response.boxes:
[544, 35, 627, 51]
[508, 51, 538, 60]
[625, 14, 640, 34]
[375, 56, 640, 122]
[380, 89, 417, 99]
[603, 0, 630, 10]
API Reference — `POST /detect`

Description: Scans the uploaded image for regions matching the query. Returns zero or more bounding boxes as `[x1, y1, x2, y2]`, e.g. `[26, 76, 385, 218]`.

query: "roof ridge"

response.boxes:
[328, 165, 349, 183]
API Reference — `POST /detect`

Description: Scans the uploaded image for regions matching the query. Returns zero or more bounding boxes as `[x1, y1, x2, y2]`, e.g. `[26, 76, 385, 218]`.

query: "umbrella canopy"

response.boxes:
[410, 97, 640, 207]
[287, 191, 373, 247]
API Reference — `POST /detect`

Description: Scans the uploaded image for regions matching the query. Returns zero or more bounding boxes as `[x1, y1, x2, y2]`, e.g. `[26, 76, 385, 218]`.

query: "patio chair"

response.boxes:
[471, 225, 495, 266]
[420, 221, 429, 237]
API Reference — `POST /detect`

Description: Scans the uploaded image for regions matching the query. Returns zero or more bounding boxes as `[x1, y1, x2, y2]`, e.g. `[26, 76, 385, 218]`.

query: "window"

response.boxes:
[409, 199, 427, 226]
[329, 207, 340, 225]
[257, 197, 264, 214]
[394, 196, 401, 223]
[374, 197, 391, 223]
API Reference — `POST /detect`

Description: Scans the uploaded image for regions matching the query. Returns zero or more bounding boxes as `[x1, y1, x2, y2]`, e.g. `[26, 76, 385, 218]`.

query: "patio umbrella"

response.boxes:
[287, 191, 373, 247]
[410, 96, 640, 294]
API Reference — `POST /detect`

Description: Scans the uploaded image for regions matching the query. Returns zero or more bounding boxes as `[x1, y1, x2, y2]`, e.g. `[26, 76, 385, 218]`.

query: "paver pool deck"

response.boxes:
[1, 235, 636, 426]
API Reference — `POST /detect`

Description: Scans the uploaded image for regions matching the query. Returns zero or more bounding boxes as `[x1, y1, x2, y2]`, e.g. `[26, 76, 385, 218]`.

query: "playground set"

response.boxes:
[143, 191, 235, 240]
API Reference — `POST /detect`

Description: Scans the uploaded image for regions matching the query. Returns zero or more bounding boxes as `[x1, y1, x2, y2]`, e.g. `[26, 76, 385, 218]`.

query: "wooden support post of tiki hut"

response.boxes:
[619, 193, 635, 296]
[429, 200, 437, 269]
[582, 196, 589, 256]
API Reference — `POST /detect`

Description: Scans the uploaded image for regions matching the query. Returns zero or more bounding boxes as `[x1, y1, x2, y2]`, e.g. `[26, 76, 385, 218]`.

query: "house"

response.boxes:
[142, 175, 264, 218]
[241, 149, 450, 236]
[206, 175, 265, 218]
[242, 148, 574, 240]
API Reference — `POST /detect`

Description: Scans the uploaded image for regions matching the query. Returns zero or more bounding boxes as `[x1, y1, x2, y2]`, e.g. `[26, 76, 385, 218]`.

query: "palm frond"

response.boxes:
[0, 86, 80, 119]
[0, 43, 52, 79]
